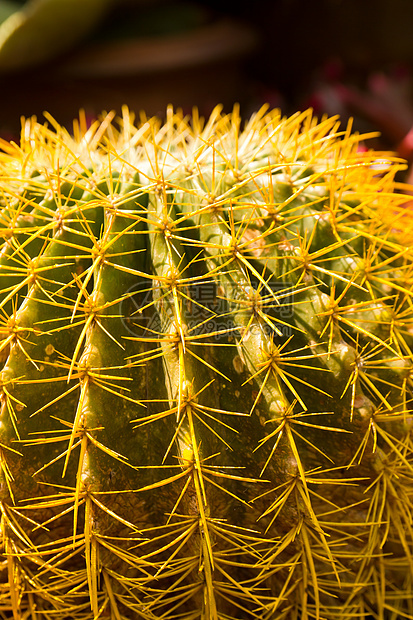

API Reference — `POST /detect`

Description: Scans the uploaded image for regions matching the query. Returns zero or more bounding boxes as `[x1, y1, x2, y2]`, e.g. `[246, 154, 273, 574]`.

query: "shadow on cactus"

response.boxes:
[0, 105, 412, 619]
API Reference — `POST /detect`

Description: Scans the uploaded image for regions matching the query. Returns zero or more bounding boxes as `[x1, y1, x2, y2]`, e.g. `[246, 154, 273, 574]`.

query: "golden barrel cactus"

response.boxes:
[0, 106, 412, 619]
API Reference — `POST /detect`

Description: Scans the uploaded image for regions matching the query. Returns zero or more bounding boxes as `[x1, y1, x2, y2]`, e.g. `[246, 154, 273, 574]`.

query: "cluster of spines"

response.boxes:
[0, 106, 411, 619]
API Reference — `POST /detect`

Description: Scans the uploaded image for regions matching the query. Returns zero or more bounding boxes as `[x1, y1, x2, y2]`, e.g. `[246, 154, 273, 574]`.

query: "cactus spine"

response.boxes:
[0, 106, 412, 619]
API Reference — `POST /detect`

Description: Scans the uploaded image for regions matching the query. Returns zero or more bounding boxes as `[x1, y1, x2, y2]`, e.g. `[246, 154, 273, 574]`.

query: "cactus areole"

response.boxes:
[0, 105, 412, 619]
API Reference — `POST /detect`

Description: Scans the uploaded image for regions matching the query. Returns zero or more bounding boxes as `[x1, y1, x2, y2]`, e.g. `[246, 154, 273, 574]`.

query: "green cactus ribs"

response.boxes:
[0, 105, 412, 619]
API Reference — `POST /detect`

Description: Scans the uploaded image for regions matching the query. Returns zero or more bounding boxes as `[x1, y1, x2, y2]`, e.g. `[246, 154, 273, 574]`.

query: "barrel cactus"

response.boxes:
[0, 105, 412, 619]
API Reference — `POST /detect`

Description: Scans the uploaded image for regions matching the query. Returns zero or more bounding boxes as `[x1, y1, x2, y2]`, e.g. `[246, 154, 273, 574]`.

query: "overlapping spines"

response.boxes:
[0, 105, 412, 619]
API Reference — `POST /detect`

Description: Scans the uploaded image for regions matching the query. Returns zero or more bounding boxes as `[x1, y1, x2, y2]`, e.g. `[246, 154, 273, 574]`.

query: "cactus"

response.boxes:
[0, 105, 412, 620]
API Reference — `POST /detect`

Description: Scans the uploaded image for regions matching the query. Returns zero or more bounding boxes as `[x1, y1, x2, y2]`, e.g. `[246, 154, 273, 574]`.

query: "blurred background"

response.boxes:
[1, 0, 413, 176]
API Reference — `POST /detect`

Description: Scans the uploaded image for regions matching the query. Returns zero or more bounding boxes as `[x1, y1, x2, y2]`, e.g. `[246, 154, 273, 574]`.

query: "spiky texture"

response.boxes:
[0, 105, 412, 620]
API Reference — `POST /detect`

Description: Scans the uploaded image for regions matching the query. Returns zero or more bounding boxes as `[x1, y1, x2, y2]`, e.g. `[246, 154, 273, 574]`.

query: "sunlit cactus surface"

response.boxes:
[0, 106, 412, 620]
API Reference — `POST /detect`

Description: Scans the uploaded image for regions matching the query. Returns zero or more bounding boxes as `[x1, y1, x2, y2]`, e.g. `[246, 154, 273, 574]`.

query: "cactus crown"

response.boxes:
[0, 105, 412, 619]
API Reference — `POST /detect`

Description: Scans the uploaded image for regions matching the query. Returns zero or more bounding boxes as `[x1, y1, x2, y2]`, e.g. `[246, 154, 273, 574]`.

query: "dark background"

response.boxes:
[2, 0, 413, 166]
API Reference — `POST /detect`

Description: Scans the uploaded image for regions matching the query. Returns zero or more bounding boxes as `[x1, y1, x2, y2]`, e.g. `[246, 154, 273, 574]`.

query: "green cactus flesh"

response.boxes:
[0, 106, 412, 619]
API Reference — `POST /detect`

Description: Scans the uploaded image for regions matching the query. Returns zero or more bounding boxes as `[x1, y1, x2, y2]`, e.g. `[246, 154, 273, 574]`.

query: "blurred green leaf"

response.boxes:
[0, 0, 112, 71]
